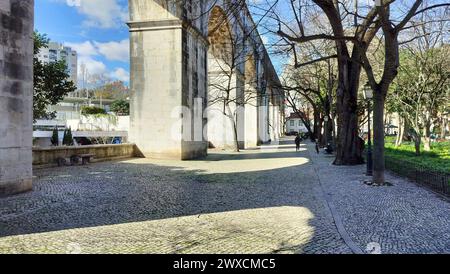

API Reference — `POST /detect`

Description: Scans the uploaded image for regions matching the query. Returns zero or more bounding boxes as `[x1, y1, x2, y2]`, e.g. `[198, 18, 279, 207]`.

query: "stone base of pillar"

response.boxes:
[134, 141, 208, 160]
[0, 178, 32, 197]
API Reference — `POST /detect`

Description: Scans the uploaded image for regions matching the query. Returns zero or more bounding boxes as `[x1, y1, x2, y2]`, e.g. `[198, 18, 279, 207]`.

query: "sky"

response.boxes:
[34, 0, 281, 88]
[35, 0, 447, 87]
[35, 0, 130, 85]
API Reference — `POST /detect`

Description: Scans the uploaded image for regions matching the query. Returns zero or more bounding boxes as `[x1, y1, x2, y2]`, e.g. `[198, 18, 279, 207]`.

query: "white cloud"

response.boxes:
[58, 0, 128, 29]
[110, 68, 130, 82]
[94, 40, 129, 62]
[64, 40, 129, 83]
[65, 41, 98, 57]
[79, 56, 107, 76]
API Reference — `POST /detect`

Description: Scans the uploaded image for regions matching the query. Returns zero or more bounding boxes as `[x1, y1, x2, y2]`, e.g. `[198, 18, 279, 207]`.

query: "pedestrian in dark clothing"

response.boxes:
[295, 134, 301, 151]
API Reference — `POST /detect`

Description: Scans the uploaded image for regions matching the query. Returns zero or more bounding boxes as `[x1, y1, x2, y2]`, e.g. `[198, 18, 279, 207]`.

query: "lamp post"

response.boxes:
[363, 82, 373, 176]
[324, 116, 329, 146]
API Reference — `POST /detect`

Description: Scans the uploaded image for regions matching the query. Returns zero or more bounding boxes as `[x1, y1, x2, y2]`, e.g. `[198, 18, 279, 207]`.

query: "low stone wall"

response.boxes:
[33, 144, 138, 167]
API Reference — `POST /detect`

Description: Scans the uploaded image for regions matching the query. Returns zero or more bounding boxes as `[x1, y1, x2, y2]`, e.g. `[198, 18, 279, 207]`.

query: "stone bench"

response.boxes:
[56, 154, 95, 166]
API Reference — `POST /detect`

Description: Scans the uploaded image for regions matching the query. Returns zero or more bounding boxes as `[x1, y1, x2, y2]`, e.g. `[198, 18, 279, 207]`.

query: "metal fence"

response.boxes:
[385, 157, 450, 197]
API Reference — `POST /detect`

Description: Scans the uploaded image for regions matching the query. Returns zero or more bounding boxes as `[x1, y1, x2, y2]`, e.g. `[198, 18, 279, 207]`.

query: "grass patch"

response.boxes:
[384, 137, 450, 173]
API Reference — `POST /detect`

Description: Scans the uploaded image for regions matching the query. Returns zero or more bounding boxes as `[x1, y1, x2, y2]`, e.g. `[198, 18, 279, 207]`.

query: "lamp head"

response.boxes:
[363, 82, 373, 100]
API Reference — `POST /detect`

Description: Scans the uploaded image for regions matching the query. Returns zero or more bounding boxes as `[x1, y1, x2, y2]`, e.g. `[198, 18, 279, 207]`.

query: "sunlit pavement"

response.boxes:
[0, 138, 349, 254]
[0, 138, 448, 254]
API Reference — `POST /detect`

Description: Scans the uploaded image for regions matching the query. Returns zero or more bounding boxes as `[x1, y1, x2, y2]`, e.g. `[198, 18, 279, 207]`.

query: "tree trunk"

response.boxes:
[316, 115, 324, 146]
[333, 62, 364, 165]
[327, 115, 333, 145]
[422, 136, 430, 152]
[413, 135, 421, 156]
[423, 121, 432, 151]
[232, 122, 240, 152]
[372, 90, 386, 185]
[441, 117, 447, 140]
[226, 105, 240, 152]
[395, 117, 404, 147]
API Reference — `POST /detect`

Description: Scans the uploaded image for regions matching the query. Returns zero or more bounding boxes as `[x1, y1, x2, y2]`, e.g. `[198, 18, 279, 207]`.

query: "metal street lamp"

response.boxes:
[363, 82, 373, 176]
[324, 116, 329, 145]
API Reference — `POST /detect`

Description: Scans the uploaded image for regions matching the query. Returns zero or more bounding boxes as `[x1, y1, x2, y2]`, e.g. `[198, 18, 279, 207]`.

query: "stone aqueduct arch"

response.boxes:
[128, 0, 284, 158]
[0, 0, 284, 196]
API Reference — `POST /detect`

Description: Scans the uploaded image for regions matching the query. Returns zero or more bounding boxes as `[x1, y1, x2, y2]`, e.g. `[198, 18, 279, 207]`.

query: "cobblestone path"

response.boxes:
[0, 139, 448, 254]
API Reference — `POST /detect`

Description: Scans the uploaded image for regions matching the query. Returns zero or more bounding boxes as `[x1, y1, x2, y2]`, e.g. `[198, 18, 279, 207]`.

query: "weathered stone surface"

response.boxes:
[0, 0, 33, 196]
[32, 144, 137, 166]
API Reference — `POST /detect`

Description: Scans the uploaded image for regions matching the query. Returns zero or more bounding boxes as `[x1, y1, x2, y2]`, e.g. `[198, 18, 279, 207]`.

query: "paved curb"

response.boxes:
[306, 145, 365, 254]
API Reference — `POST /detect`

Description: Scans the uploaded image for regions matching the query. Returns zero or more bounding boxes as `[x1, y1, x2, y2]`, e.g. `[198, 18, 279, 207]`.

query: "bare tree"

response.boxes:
[255, 0, 388, 165]
[359, 1, 449, 184]
[255, 0, 449, 184]
[281, 47, 338, 144]
[207, 3, 266, 152]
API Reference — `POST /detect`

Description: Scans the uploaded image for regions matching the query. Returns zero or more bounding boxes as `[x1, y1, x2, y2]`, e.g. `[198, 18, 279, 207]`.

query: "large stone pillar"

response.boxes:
[128, 0, 207, 159]
[244, 84, 259, 148]
[0, 0, 34, 196]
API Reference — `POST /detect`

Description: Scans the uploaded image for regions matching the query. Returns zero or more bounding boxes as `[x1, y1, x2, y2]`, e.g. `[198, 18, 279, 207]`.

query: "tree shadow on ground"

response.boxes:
[0, 143, 348, 253]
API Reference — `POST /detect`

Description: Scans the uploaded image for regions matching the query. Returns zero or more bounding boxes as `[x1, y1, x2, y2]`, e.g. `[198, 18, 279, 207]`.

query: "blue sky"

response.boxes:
[34, 0, 282, 87]
[35, 0, 447, 87]
[35, 0, 130, 85]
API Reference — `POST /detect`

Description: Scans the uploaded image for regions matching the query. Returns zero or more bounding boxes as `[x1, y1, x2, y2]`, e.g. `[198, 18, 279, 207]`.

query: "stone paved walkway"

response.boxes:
[308, 142, 450, 254]
[0, 139, 448, 254]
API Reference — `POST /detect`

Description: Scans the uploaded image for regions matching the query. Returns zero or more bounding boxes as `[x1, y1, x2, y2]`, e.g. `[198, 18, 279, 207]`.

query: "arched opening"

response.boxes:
[206, 6, 243, 150]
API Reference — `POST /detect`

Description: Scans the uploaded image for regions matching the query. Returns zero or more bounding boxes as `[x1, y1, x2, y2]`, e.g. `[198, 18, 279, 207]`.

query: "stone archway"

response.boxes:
[205, 5, 243, 150]
[0, 0, 284, 196]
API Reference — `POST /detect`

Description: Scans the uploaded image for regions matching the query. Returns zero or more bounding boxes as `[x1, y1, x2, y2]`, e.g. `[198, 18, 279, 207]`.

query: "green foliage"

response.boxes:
[62, 127, 74, 146]
[110, 99, 130, 116]
[385, 137, 450, 173]
[386, 45, 450, 149]
[33, 31, 77, 121]
[81, 106, 107, 115]
[51, 126, 59, 146]
[92, 81, 130, 100]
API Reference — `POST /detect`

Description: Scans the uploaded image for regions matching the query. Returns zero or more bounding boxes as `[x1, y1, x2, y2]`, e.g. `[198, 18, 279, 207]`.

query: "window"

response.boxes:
[290, 120, 294, 126]
[299, 120, 302, 127]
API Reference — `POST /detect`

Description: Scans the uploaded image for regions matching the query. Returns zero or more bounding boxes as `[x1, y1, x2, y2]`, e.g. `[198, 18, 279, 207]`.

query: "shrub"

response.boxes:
[51, 126, 59, 146]
[110, 99, 130, 116]
[62, 127, 74, 146]
[81, 106, 107, 115]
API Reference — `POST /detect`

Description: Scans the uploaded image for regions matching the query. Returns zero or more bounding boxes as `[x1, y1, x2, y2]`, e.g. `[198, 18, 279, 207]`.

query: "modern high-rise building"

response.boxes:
[37, 42, 78, 86]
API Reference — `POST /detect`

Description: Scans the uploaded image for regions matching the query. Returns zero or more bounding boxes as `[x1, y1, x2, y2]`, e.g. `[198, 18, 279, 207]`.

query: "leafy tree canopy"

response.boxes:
[33, 31, 76, 121]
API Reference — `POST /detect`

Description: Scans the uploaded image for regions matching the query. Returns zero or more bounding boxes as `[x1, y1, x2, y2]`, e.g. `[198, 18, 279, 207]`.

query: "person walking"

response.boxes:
[295, 134, 301, 152]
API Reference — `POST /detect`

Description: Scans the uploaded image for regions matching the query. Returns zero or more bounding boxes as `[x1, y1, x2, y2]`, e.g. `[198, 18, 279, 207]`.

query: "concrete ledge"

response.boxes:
[0, 178, 32, 197]
[32, 144, 139, 166]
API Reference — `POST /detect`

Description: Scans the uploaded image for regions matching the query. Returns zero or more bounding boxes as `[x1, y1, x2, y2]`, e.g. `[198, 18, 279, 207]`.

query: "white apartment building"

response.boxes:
[37, 42, 78, 85]
[286, 113, 308, 134]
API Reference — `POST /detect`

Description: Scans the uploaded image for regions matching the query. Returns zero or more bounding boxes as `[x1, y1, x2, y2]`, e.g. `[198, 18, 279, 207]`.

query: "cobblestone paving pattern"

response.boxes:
[1, 139, 448, 254]
[0, 140, 350, 254]
[308, 143, 450, 254]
